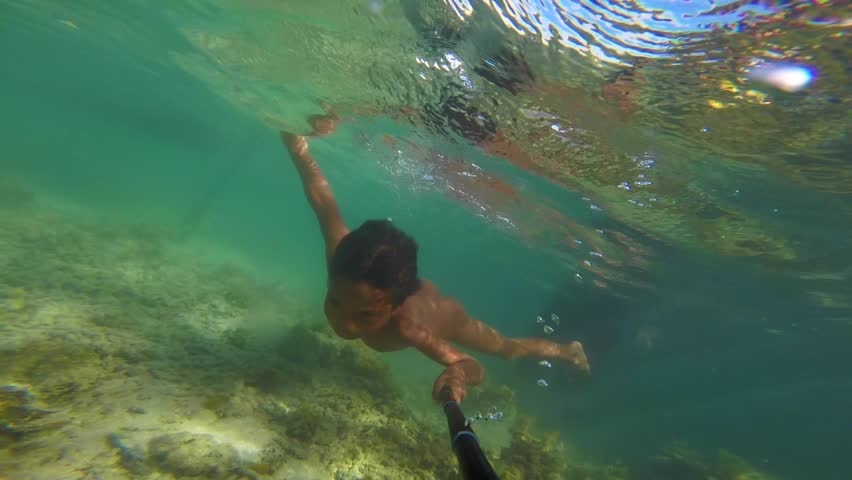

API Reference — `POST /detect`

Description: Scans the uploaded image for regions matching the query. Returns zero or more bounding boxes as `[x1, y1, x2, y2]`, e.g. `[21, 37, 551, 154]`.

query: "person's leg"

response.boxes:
[445, 315, 590, 372]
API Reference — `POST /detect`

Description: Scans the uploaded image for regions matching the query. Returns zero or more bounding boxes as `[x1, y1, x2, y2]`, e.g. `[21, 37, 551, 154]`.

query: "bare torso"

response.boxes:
[360, 280, 456, 352]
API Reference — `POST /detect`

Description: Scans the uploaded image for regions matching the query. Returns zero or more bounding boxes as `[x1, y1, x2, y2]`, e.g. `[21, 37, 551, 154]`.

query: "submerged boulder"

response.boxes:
[148, 432, 240, 478]
[0, 384, 64, 449]
[106, 433, 150, 476]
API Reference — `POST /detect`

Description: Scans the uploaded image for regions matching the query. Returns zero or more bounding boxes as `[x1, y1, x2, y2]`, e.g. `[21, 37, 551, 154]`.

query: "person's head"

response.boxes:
[324, 219, 421, 339]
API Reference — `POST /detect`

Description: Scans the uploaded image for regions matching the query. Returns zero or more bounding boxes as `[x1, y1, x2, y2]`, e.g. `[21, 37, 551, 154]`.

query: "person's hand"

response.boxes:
[433, 366, 468, 403]
[308, 114, 338, 137]
[280, 131, 308, 157]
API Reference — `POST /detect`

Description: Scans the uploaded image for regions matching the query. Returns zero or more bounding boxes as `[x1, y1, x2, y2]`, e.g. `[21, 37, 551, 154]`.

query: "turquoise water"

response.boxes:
[1, 1, 850, 479]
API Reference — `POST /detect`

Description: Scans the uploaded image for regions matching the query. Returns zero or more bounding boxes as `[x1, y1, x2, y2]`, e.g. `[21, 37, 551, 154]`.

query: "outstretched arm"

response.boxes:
[401, 320, 485, 403]
[281, 132, 349, 265]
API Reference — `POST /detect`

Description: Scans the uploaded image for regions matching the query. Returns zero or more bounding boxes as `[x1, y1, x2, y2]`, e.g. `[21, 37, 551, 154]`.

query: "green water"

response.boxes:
[1, 1, 850, 479]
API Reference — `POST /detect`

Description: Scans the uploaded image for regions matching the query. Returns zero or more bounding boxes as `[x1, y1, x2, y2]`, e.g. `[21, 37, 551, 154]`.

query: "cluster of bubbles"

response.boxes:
[466, 406, 505, 426]
[533, 313, 561, 388]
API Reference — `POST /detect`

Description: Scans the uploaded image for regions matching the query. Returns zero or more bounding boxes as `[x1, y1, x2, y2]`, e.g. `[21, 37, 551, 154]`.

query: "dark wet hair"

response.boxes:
[330, 219, 422, 305]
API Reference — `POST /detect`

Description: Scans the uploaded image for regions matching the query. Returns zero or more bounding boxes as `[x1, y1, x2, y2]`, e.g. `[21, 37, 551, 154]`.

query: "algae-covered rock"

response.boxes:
[106, 432, 150, 476]
[715, 449, 773, 480]
[0, 286, 28, 317]
[283, 404, 326, 442]
[564, 462, 630, 480]
[638, 442, 774, 480]
[223, 326, 252, 350]
[641, 442, 711, 480]
[148, 432, 241, 478]
[0, 340, 104, 405]
[497, 416, 568, 480]
[276, 323, 399, 404]
[254, 440, 288, 474]
[0, 385, 65, 450]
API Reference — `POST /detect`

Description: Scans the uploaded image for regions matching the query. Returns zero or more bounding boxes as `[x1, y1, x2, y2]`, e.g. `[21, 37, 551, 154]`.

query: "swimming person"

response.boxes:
[280, 122, 590, 403]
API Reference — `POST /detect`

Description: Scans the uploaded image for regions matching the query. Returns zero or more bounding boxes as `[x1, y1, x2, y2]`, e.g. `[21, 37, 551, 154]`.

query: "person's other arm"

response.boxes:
[280, 133, 349, 264]
[401, 320, 485, 403]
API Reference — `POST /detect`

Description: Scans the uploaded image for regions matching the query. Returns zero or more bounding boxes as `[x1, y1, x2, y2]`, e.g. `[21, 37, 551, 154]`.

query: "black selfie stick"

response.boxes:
[438, 385, 500, 480]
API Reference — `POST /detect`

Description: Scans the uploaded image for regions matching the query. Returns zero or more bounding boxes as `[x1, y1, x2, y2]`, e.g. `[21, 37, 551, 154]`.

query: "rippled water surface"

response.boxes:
[1, 1, 850, 479]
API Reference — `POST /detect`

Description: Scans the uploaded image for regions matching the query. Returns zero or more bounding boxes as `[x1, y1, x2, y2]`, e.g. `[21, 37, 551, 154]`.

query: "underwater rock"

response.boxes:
[640, 442, 712, 480]
[0, 384, 64, 449]
[202, 394, 234, 418]
[276, 323, 397, 404]
[223, 326, 252, 350]
[254, 441, 288, 473]
[244, 368, 300, 393]
[278, 323, 388, 377]
[716, 449, 773, 480]
[0, 286, 28, 316]
[1, 339, 105, 406]
[497, 417, 568, 480]
[260, 399, 291, 423]
[276, 461, 329, 480]
[106, 432, 150, 476]
[638, 443, 774, 480]
[148, 432, 241, 478]
[334, 464, 372, 480]
[283, 404, 339, 445]
[40, 381, 82, 404]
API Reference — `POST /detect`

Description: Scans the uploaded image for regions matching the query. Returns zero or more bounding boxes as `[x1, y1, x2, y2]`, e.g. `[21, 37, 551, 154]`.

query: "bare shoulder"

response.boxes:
[398, 281, 452, 325]
[414, 280, 458, 310]
[418, 279, 441, 297]
[417, 280, 466, 328]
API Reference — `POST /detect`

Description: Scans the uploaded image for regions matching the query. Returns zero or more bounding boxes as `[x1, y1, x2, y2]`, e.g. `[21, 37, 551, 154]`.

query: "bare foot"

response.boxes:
[562, 341, 591, 374]
[280, 131, 308, 156]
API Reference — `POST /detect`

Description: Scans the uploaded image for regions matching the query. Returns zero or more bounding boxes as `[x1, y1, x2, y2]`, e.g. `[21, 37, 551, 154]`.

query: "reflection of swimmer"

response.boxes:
[401, 1, 640, 162]
[476, 44, 640, 115]
[407, 45, 641, 181]
[380, 133, 522, 209]
[386, 132, 649, 290]
[373, 129, 646, 283]
[278, 123, 590, 404]
[416, 93, 546, 177]
[601, 67, 640, 116]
